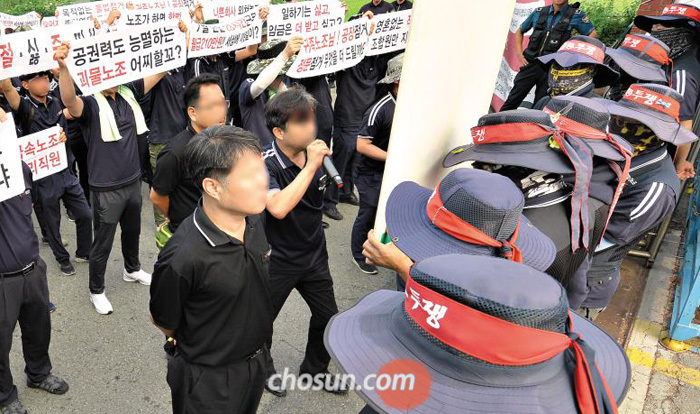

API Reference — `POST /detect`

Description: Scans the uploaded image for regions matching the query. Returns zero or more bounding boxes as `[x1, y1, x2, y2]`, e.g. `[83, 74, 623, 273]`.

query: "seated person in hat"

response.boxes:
[577, 84, 696, 320]
[532, 35, 619, 110]
[605, 34, 672, 100]
[362, 168, 557, 287]
[239, 37, 303, 147]
[635, 3, 700, 179]
[351, 53, 403, 275]
[326, 254, 630, 414]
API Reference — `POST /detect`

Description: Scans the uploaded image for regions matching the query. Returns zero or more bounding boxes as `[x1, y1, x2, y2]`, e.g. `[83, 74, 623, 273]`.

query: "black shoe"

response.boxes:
[353, 259, 378, 275]
[339, 193, 359, 206]
[48, 302, 57, 313]
[27, 374, 69, 395]
[1, 400, 27, 414]
[264, 375, 287, 397]
[75, 255, 89, 263]
[66, 210, 75, 222]
[322, 221, 329, 229]
[323, 206, 343, 221]
[42, 237, 68, 247]
[59, 261, 76, 276]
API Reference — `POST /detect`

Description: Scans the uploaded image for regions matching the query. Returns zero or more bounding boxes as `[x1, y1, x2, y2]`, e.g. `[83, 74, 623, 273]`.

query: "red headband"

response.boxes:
[425, 186, 522, 263]
[404, 276, 618, 414]
[620, 35, 671, 65]
[470, 123, 553, 145]
[559, 39, 605, 63]
[662, 4, 700, 23]
[622, 85, 680, 121]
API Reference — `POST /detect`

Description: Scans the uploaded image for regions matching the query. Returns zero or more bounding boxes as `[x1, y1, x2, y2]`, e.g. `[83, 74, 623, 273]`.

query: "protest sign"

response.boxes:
[288, 18, 370, 79]
[57, 1, 127, 25]
[0, 28, 59, 80]
[17, 126, 67, 181]
[0, 115, 24, 203]
[120, 7, 190, 27]
[66, 23, 187, 95]
[267, 0, 344, 40]
[365, 9, 412, 56]
[41, 17, 60, 29]
[188, 9, 262, 58]
[0, 12, 41, 32]
[203, 1, 263, 22]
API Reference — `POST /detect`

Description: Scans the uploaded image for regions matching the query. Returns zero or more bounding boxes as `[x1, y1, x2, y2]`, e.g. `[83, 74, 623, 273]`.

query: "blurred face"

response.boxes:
[214, 151, 269, 215]
[276, 113, 317, 150]
[189, 84, 227, 129]
[552, 0, 568, 6]
[22, 75, 50, 99]
[373, 0, 382, 5]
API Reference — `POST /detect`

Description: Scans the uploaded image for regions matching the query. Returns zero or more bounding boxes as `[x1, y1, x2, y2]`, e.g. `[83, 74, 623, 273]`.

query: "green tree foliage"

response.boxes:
[578, 0, 641, 46]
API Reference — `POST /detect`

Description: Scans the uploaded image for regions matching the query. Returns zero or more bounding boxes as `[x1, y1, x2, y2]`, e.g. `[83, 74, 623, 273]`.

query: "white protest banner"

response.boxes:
[267, 0, 344, 40]
[17, 126, 67, 181]
[66, 24, 187, 96]
[188, 9, 262, 58]
[41, 17, 59, 29]
[0, 29, 59, 80]
[203, 1, 264, 22]
[57, 1, 127, 25]
[0, 115, 24, 203]
[0, 12, 41, 32]
[365, 9, 412, 56]
[126, 0, 193, 11]
[288, 18, 370, 79]
[120, 7, 190, 27]
[54, 21, 102, 43]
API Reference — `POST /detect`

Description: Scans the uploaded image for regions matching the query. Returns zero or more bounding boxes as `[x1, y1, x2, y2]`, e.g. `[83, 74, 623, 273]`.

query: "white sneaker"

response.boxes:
[89, 293, 113, 315]
[123, 268, 151, 285]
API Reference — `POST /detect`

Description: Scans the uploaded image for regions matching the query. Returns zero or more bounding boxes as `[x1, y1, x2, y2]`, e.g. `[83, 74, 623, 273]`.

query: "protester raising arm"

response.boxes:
[248, 35, 304, 100]
[0, 78, 20, 111]
[55, 42, 84, 118]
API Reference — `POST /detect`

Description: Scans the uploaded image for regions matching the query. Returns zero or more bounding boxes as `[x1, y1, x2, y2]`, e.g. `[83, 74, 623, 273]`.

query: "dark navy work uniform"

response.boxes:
[358, 0, 395, 15]
[262, 141, 339, 377]
[76, 85, 144, 294]
[14, 94, 92, 267]
[351, 91, 395, 262]
[239, 78, 275, 146]
[672, 48, 700, 123]
[0, 164, 53, 408]
[150, 204, 272, 414]
[392, 0, 412, 11]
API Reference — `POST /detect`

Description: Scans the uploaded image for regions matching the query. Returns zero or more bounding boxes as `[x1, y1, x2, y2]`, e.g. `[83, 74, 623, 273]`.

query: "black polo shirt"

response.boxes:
[392, 0, 413, 10]
[239, 78, 275, 146]
[263, 141, 329, 273]
[150, 203, 273, 366]
[357, 91, 395, 174]
[0, 164, 38, 273]
[359, 0, 395, 15]
[185, 55, 230, 102]
[77, 83, 142, 191]
[333, 57, 383, 128]
[152, 126, 200, 231]
[15, 94, 65, 135]
[148, 69, 187, 144]
[227, 56, 252, 125]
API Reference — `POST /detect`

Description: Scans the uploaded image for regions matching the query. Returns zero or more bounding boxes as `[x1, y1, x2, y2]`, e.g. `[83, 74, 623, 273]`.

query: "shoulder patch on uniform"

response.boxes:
[582, 16, 590, 23]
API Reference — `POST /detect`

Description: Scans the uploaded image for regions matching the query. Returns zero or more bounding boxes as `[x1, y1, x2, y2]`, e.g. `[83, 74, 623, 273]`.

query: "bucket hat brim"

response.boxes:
[325, 290, 631, 414]
[443, 140, 575, 174]
[385, 181, 556, 272]
[246, 55, 296, 75]
[606, 48, 668, 83]
[538, 52, 620, 87]
[634, 14, 695, 33]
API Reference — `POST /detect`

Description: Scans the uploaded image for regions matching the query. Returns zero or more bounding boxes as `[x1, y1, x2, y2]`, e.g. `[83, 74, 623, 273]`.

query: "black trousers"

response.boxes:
[35, 171, 92, 264]
[500, 62, 550, 111]
[324, 126, 358, 208]
[70, 141, 90, 203]
[89, 180, 142, 294]
[351, 172, 382, 261]
[266, 264, 338, 376]
[0, 258, 52, 407]
[167, 350, 267, 414]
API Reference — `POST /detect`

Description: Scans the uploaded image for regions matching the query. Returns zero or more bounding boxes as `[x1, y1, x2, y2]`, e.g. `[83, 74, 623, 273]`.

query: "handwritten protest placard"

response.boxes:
[0, 12, 41, 32]
[365, 9, 411, 56]
[66, 23, 187, 95]
[0, 115, 24, 203]
[41, 17, 59, 29]
[17, 126, 67, 181]
[120, 7, 190, 27]
[288, 18, 370, 79]
[203, 1, 263, 22]
[267, 0, 344, 40]
[57, 1, 126, 25]
[188, 9, 262, 58]
[0, 28, 59, 80]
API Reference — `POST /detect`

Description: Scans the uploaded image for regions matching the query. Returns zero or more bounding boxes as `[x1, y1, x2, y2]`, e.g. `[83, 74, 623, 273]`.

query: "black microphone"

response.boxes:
[323, 156, 344, 188]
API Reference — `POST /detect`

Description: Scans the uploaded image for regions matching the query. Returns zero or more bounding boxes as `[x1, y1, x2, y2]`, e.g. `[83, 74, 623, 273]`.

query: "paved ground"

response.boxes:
[9, 184, 700, 413]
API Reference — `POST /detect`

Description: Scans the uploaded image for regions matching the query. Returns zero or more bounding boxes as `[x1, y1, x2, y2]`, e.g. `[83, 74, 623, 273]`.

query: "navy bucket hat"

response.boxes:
[634, 3, 700, 32]
[385, 168, 556, 272]
[538, 35, 620, 87]
[606, 34, 671, 83]
[325, 254, 631, 414]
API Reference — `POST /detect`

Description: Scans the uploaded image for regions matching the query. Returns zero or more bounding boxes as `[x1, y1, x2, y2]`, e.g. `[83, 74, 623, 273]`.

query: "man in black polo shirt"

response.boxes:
[392, 0, 412, 11]
[150, 126, 272, 414]
[358, 0, 395, 16]
[351, 54, 401, 274]
[0, 73, 92, 277]
[0, 114, 69, 413]
[262, 88, 341, 396]
[150, 74, 227, 247]
[56, 41, 163, 315]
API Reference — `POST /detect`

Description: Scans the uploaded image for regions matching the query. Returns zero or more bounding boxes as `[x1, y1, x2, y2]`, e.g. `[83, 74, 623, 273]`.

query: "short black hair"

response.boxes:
[185, 125, 263, 191]
[265, 86, 317, 132]
[19, 71, 51, 82]
[184, 74, 222, 109]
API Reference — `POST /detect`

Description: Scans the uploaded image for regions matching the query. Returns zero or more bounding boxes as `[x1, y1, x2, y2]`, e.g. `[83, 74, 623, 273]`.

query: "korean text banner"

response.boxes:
[0, 12, 41, 32]
[188, 9, 262, 58]
[267, 0, 345, 40]
[0, 29, 59, 80]
[203, 1, 264, 22]
[365, 9, 412, 56]
[288, 19, 370, 79]
[66, 24, 187, 96]
[0, 115, 24, 203]
[17, 126, 67, 181]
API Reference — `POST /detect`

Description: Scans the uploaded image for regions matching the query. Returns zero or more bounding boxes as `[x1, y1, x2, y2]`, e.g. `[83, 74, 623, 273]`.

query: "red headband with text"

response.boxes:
[470, 123, 553, 145]
[620, 35, 671, 65]
[622, 85, 680, 121]
[662, 4, 700, 23]
[559, 39, 605, 63]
